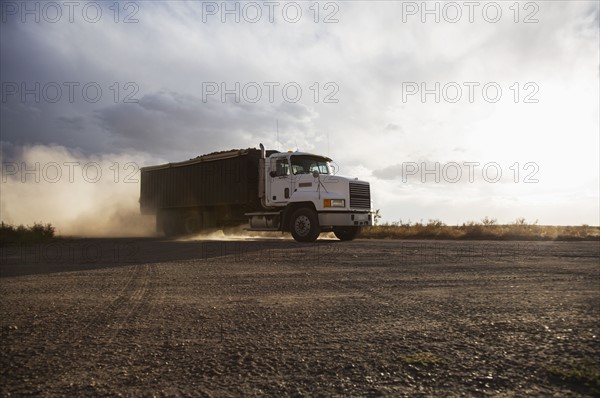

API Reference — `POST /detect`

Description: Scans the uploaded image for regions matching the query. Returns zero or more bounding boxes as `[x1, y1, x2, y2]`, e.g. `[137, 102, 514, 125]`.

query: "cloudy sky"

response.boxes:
[1, 1, 599, 230]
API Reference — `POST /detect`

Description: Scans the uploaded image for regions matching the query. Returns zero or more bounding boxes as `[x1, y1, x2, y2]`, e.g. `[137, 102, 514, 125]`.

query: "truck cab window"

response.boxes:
[290, 155, 330, 175]
[275, 159, 290, 177]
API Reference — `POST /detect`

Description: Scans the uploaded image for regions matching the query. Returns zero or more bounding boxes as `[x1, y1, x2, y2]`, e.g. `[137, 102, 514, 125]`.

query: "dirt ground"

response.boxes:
[1, 238, 599, 397]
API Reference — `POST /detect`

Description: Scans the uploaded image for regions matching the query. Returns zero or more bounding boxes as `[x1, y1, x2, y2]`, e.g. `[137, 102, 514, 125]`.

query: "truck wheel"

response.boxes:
[159, 210, 181, 237]
[183, 211, 202, 234]
[163, 220, 179, 237]
[290, 208, 320, 243]
[333, 227, 361, 241]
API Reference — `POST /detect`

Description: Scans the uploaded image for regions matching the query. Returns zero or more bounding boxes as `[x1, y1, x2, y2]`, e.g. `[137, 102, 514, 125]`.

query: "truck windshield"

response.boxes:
[290, 155, 330, 175]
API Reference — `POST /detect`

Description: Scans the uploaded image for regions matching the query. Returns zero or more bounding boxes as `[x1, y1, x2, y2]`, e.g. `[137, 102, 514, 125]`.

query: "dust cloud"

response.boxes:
[178, 226, 290, 242]
[178, 227, 338, 242]
[1, 144, 156, 237]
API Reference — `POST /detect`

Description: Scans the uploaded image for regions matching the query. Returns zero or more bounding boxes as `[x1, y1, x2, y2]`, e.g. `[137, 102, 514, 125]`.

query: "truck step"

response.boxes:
[245, 228, 281, 232]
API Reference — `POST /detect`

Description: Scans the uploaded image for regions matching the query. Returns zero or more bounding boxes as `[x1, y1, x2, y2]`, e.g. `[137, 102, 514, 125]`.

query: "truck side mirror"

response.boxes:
[269, 170, 277, 178]
[312, 170, 320, 178]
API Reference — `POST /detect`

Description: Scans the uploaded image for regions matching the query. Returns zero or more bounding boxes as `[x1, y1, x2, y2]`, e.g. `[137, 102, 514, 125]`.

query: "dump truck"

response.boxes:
[140, 144, 372, 242]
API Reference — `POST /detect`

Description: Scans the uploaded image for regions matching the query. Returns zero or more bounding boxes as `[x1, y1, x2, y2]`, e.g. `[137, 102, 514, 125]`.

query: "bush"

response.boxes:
[361, 218, 600, 241]
[0, 222, 56, 245]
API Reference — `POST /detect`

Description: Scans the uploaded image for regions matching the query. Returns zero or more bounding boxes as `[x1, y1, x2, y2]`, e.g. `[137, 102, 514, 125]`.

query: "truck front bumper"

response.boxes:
[318, 211, 373, 227]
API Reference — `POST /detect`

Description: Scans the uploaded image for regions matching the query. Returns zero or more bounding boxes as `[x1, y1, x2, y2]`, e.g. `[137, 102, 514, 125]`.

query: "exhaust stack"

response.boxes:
[258, 143, 265, 200]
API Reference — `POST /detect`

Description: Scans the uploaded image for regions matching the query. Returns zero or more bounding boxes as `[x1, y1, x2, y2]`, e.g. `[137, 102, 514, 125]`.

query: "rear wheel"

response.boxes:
[183, 210, 202, 234]
[290, 208, 320, 242]
[159, 209, 202, 237]
[333, 227, 361, 241]
[159, 210, 182, 237]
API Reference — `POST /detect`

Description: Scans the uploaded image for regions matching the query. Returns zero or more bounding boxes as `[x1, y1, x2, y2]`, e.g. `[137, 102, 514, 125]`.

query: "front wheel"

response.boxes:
[290, 208, 320, 242]
[333, 227, 361, 241]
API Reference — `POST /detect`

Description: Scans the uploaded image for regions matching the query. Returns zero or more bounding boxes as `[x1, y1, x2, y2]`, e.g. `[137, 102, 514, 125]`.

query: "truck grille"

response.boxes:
[349, 182, 371, 209]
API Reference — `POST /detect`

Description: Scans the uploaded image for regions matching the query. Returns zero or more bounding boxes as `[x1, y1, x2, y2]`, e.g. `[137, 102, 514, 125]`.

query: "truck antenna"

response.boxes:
[276, 120, 279, 151]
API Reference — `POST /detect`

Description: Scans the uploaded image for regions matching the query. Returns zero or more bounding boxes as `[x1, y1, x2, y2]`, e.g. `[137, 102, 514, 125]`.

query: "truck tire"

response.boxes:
[183, 210, 202, 234]
[159, 210, 181, 237]
[290, 208, 320, 242]
[333, 227, 361, 241]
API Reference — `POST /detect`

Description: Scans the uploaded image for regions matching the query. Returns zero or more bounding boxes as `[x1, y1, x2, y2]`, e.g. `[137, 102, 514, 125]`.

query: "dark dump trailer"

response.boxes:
[140, 148, 269, 235]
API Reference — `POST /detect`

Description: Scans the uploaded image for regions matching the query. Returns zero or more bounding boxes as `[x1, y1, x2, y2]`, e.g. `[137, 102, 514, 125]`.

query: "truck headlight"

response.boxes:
[324, 199, 345, 208]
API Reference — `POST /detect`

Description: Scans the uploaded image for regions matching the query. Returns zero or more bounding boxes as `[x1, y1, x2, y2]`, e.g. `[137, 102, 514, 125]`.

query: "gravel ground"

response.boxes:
[1, 238, 599, 397]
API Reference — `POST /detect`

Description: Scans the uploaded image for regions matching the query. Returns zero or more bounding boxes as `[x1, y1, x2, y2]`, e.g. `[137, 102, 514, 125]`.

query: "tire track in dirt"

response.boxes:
[1, 263, 164, 395]
[92, 264, 153, 344]
[75, 263, 167, 346]
[47, 264, 164, 392]
[69, 265, 153, 342]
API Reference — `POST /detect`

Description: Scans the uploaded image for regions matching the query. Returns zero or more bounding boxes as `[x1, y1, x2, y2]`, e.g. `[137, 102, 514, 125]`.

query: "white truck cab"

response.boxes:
[247, 145, 373, 242]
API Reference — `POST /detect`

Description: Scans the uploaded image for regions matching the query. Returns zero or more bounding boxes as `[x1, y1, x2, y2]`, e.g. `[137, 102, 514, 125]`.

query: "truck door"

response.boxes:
[268, 157, 292, 204]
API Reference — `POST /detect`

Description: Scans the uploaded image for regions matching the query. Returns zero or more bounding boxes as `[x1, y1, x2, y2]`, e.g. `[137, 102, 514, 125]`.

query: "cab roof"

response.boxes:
[269, 151, 332, 162]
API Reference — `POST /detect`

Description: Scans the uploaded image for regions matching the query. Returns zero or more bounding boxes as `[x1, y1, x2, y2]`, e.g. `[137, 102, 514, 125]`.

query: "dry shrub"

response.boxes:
[361, 218, 600, 241]
[0, 222, 56, 245]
